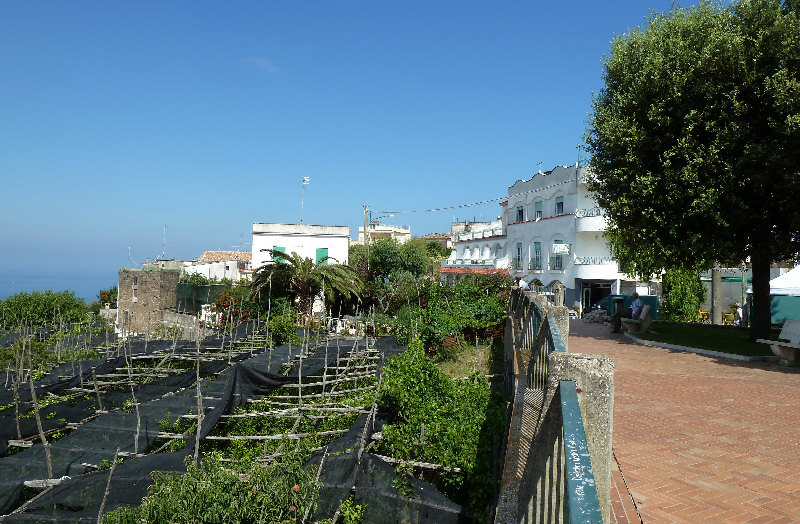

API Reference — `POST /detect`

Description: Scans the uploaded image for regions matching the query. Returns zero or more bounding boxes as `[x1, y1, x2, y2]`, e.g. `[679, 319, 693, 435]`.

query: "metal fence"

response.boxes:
[513, 292, 603, 523]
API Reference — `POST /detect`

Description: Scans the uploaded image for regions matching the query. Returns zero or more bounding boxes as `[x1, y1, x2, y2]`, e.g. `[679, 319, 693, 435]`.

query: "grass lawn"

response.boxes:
[636, 322, 774, 357]
[436, 337, 505, 378]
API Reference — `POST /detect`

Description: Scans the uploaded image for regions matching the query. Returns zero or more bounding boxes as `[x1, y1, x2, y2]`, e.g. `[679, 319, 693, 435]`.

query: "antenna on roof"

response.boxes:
[128, 246, 138, 266]
[160, 224, 167, 260]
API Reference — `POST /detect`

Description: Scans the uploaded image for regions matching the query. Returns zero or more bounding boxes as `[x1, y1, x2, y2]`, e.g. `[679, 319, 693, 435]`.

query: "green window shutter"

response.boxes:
[315, 247, 329, 264]
[273, 246, 286, 262]
[535, 201, 542, 219]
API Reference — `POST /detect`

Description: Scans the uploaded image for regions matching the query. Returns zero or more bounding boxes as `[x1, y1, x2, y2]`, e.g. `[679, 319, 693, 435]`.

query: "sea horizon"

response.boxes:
[0, 269, 120, 302]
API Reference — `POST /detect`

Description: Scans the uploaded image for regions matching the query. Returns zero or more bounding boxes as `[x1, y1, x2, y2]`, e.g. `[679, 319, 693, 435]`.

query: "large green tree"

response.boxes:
[249, 249, 364, 324]
[586, 0, 800, 338]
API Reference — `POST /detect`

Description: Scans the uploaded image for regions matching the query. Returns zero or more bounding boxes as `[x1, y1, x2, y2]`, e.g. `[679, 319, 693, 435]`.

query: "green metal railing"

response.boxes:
[514, 290, 603, 523]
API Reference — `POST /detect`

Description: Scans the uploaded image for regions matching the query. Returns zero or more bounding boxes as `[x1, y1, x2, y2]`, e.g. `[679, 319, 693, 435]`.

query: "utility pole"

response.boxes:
[363, 204, 369, 246]
[363, 205, 370, 272]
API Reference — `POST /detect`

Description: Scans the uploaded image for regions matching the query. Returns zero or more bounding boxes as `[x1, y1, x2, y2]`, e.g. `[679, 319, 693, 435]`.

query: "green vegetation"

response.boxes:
[250, 249, 364, 325]
[585, 0, 800, 339]
[103, 454, 317, 524]
[637, 322, 773, 357]
[661, 269, 707, 322]
[376, 339, 506, 521]
[395, 275, 511, 352]
[89, 285, 118, 314]
[0, 290, 88, 330]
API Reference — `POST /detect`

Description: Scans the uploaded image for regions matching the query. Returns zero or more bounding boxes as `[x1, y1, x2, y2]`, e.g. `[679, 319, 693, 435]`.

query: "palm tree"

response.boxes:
[250, 249, 364, 325]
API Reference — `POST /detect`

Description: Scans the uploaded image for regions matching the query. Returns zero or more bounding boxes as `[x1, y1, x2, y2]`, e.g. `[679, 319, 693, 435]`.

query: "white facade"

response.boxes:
[356, 223, 412, 245]
[184, 260, 250, 282]
[504, 164, 635, 310]
[443, 221, 508, 269]
[251, 223, 350, 269]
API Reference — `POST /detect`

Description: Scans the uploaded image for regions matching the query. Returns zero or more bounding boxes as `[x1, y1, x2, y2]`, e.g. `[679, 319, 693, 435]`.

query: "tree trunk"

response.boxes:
[750, 255, 772, 340]
[711, 264, 722, 325]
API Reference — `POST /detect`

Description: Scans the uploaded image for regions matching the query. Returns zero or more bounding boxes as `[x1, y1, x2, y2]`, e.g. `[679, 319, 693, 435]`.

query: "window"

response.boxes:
[272, 246, 286, 262]
[532, 242, 542, 270]
[515, 243, 523, 269]
[315, 247, 329, 264]
[534, 201, 542, 220]
[133, 275, 138, 286]
[555, 196, 564, 215]
[551, 240, 564, 270]
[516, 206, 524, 222]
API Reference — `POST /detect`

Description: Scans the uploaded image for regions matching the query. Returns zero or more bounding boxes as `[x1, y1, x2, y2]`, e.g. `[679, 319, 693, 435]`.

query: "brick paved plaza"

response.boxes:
[569, 320, 800, 523]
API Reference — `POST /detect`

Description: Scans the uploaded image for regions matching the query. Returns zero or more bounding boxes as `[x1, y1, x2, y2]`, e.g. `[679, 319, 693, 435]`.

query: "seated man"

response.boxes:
[612, 292, 643, 333]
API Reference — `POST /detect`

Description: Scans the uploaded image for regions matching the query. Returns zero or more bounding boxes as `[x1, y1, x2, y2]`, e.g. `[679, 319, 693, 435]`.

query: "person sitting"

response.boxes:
[612, 292, 643, 333]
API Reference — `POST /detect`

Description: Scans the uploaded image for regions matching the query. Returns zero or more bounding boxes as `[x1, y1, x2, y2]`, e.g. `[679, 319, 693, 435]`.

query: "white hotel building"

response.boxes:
[443, 164, 652, 311]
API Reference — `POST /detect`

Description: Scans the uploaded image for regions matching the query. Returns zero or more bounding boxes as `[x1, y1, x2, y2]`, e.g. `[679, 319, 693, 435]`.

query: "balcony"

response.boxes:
[457, 227, 504, 241]
[442, 258, 498, 268]
[549, 256, 564, 271]
[529, 258, 543, 271]
[575, 207, 607, 233]
[574, 256, 615, 265]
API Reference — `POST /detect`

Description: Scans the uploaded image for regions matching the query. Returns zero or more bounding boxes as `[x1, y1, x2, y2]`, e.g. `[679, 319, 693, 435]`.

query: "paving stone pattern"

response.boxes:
[569, 320, 800, 523]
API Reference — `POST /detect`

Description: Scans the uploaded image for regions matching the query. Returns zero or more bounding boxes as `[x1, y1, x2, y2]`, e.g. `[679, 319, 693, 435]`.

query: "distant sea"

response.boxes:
[0, 269, 120, 302]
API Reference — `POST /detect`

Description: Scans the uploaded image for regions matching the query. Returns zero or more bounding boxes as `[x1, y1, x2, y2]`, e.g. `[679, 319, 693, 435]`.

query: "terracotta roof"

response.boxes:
[437, 267, 509, 275]
[198, 251, 252, 263]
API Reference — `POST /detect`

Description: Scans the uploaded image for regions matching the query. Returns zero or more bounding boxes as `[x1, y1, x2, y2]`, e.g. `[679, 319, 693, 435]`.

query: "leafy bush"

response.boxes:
[103, 453, 317, 524]
[89, 285, 118, 314]
[0, 290, 87, 330]
[661, 268, 706, 321]
[376, 339, 506, 519]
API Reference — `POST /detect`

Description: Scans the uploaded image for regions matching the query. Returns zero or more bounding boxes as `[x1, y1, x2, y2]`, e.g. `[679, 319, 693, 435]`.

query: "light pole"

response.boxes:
[300, 176, 310, 223]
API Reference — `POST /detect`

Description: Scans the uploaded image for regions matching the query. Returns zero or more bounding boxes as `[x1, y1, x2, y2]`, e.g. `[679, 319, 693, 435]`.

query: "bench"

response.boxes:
[622, 304, 652, 333]
[756, 318, 800, 366]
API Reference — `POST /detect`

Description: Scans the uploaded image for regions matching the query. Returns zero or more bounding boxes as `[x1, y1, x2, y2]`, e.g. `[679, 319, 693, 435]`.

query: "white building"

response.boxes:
[251, 223, 350, 269]
[355, 222, 412, 245]
[183, 251, 252, 282]
[504, 164, 651, 310]
[440, 220, 509, 274]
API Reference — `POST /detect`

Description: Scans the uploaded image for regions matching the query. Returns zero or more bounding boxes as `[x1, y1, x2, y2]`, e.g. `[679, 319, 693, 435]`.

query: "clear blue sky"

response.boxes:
[0, 0, 680, 299]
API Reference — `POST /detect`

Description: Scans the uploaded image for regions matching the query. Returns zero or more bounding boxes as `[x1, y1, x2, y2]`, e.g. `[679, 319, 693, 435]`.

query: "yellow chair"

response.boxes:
[697, 309, 710, 323]
[722, 312, 735, 325]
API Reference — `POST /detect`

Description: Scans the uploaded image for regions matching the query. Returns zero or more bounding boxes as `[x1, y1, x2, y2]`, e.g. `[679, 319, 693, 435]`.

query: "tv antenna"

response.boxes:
[160, 224, 167, 260]
[128, 246, 138, 266]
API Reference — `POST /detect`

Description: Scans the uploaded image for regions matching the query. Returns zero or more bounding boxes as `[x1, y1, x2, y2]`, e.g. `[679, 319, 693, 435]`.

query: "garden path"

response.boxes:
[569, 320, 800, 523]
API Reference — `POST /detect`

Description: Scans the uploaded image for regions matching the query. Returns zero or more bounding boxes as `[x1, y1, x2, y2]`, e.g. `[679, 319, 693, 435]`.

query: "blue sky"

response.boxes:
[1, 0, 680, 299]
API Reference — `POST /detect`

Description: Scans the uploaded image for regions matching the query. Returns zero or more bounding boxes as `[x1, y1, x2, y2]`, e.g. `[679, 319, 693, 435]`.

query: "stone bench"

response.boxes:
[756, 318, 800, 366]
[622, 304, 652, 333]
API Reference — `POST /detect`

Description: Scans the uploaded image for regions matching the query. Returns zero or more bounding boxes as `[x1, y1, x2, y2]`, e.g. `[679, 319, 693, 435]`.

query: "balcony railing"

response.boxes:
[549, 256, 564, 271]
[574, 207, 604, 218]
[529, 258, 543, 270]
[574, 256, 615, 265]
[457, 227, 504, 241]
[442, 258, 496, 267]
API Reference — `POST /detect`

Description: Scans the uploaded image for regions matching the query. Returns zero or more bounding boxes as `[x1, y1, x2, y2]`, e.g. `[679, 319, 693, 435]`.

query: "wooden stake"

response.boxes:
[96, 447, 120, 524]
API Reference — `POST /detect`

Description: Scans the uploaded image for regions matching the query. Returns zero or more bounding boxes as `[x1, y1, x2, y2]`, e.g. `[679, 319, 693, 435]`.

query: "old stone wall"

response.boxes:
[118, 268, 180, 335]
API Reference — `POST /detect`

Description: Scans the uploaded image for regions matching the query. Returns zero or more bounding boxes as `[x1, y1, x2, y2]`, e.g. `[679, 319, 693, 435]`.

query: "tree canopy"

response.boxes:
[586, 0, 800, 337]
[249, 249, 363, 323]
